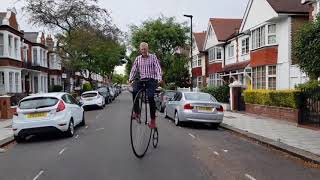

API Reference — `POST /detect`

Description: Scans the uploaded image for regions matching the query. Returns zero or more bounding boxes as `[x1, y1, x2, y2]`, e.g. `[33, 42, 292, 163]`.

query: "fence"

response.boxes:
[300, 87, 320, 126]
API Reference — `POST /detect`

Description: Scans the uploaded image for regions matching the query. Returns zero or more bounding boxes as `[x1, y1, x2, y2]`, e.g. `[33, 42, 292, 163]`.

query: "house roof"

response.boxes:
[24, 32, 39, 43]
[220, 60, 250, 72]
[193, 31, 206, 51]
[210, 18, 242, 41]
[266, 0, 309, 14]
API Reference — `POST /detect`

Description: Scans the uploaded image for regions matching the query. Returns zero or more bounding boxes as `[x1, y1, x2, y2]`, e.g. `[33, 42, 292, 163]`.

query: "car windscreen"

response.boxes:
[19, 97, 59, 109]
[165, 91, 176, 97]
[184, 93, 217, 102]
[82, 93, 98, 98]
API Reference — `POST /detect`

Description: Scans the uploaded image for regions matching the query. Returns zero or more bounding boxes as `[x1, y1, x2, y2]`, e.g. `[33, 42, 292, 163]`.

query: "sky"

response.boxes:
[1, 0, 249, 74]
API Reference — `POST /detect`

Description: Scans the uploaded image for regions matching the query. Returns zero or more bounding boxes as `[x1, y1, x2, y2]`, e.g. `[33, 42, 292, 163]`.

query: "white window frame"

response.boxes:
[208, 47, 222, 63]
[252, 26, 266, 49]
[24, 48, 28, 63]
[15, 72, 19, 93]
[192, 55, 198, 68]
[267, 65, 277, 90]
[8, 35, 12, 57]
[33, 48, 38, 65]
[241, 38, 249, 55]
[9, 72, 13, 93]
[14, 38, 18, 58]
[197, 76, 203, 87]
[267, 24, 277, 45]
[197, 56, 202, 67]
[0, 33, 4, 56]
[227, 44, 234, 58]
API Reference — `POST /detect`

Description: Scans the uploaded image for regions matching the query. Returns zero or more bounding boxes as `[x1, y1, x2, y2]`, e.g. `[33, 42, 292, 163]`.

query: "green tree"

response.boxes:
[129, 16, 190, 86]
[294, 16, 320, 80]
[112, 74, 126, 84]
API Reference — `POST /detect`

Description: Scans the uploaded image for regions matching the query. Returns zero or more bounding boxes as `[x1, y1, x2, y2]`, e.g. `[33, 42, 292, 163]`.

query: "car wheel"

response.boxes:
[210, 123, 220, 129]
[79, 113, 86, 126]
[174, 112, 181, 126]
[14, 135, 24, 143]
[65, 120, 75, 137]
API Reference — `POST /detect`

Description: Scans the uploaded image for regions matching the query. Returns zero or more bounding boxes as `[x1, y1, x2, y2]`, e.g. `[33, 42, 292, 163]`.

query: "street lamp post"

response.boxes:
[184, 14, 193, 89]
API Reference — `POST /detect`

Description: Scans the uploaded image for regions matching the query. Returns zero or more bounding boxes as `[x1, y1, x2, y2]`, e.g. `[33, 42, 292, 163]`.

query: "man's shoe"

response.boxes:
[149, 119, 157, 129]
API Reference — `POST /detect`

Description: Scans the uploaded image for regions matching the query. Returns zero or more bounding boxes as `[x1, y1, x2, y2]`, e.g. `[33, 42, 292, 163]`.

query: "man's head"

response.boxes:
[139, 42, 149, 57]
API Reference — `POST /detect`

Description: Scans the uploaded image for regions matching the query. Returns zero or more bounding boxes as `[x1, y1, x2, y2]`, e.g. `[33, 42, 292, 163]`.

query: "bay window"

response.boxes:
[227, 44, 234, 58]
[8, 35, 12, 56]
[208, 47, 222, 63]
[268, 24, 276, 45]
[197, 76, 203, 87]
[252, 65, 277, 90]
[33, 48, 38, 65]
[252, 24, 276, 50]
[209, 74, 222, 86]
[15, 72, 19, 93]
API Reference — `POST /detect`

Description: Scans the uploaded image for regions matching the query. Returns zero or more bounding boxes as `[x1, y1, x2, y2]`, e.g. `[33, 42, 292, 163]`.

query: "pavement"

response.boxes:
[0, 119, 13, 149]
[222, 111, 320, 163]
[0, 92, 319, 180]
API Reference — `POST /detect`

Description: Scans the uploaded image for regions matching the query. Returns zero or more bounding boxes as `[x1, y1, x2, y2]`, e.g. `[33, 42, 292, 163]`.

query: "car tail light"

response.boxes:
[56, 100, 66, 112]
[217, 106, 224, 112]
[184, 104, 194, 110]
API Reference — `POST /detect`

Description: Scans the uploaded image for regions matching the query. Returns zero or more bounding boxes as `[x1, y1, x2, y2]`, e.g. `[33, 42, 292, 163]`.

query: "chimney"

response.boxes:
[46, 35, 54, 51]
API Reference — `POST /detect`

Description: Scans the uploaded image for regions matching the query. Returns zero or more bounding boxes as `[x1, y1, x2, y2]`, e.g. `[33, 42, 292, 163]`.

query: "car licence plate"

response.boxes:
[27, 112, 48, 118]
[196, 107, 212, 112]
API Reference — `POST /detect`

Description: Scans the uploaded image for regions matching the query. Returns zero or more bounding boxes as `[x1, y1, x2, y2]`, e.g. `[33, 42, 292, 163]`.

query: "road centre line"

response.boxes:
[59, 148, 66, 155]
[33, 170, 44, 180]
[188, 133, 196, 139]
[245, 173, 257, 180]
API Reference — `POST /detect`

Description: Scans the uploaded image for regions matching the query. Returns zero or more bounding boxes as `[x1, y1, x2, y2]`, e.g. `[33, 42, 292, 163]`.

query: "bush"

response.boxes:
[244, 90, 301, 109]
[295, 80, 320, 90]
[82, 83, 92, 92]
[201, 85, 230, 103]
[49, 85, 63, 92]
[165, 83, 177, 90]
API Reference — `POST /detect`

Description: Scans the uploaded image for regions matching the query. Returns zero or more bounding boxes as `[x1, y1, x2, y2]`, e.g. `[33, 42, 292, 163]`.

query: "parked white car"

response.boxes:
[12, 93, 85, 142]
[80, 91, 105, 109]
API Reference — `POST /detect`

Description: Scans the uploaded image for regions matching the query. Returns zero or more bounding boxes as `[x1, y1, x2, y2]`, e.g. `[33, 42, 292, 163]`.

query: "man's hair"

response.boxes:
[140, 42, 149, 49]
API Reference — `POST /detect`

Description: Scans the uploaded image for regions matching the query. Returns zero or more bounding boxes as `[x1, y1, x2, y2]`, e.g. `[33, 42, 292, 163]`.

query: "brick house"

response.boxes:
[0, 8, 61, 95]
[302, 0, 320, 20]
[191, 31, 206, 87]
[223, 0, 310, 90]
[203, 18, 242, 87]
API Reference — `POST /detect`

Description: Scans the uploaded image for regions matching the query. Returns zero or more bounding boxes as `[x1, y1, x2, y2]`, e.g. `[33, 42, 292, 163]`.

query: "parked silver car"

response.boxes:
[164, 92, 224, 127]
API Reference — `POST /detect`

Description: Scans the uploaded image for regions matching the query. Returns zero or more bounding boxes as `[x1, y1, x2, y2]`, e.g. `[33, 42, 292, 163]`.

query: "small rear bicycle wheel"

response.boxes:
[130, 89, 152, 158]
[152, 128, 159, 148]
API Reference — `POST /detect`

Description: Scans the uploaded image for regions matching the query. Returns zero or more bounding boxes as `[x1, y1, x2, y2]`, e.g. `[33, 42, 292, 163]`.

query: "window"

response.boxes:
[0, 72, 4, 85]
[209, 74, 222, 86]
[197, 76, 203, 87]
[14, 38, 18, 58]
[268, 66, 276, 90]
[197, 56, 202, 67]
[33, 48, 38, 65]
[43, 50, 46, 67]
[192, 56, 197, 68]
[208, 47, 222, 63]
[173, 92, 182, 101]
[51, 78, 55, 86]
[8, 36, 12, 56]
[268, 24, 276, 45]
[15, 72, 19, 93]
[241, 38, 249, 55]
[252, 26, 265, 49]
[252, 66, 276, 90]
[227, 44, 234, 58]
[9, 72, 13, 92]
[0, 33, 4, 56]
[40, 49, 43, 66]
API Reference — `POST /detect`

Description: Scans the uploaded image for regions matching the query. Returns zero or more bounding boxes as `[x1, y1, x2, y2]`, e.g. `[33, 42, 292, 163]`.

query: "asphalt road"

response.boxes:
[0, 91, 320, 180]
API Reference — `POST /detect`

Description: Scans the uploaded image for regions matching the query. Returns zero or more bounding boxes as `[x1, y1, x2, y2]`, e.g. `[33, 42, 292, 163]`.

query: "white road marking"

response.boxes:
[85, 126, 89, 129]
[0, 148, 6, 153]
[188, 133, 196, 139]
[178, 127, 181, 129]
[33, 170, 44, 180]
[75, 135, 79, 139]
[59, 148, 66, 155]
[245, 174, 257, 180]
[95, 128, 105, 132]
[213, 151, 219, 156]
[223, 149, 229, 153]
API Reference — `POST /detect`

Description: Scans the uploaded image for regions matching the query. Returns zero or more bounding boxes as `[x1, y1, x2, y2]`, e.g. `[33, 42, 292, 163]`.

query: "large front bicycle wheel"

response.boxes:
[130, 90, 152, 158]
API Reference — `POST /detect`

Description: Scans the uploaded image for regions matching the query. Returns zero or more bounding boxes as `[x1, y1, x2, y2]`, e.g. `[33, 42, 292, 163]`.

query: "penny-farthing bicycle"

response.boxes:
[130, 79, 159, 158]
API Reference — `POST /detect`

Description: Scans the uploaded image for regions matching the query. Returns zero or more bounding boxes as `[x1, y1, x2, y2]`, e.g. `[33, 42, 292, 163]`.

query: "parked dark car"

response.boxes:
[155, 90, 176, 112]
[97, 87, 112, 104]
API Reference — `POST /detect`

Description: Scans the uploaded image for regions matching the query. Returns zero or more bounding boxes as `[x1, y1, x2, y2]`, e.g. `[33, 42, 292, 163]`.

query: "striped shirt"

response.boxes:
[129, 53, 162, 82]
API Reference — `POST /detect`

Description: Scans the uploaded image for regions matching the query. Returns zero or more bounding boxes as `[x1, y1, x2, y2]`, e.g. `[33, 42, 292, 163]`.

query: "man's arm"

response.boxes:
[129, 58, 138, 82]
[153, 55, 162, 82]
